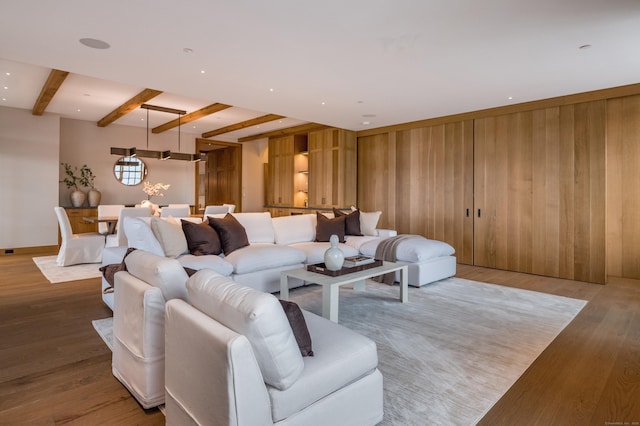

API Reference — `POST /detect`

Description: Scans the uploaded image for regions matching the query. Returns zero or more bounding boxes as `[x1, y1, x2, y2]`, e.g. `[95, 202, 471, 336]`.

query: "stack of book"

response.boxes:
[343, 255, 376, 268]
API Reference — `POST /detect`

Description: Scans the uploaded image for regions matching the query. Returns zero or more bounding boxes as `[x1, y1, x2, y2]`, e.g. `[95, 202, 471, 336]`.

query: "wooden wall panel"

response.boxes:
[474, 101, 606, 283]
[358, 121, 474, 264]
[607, 94, 640, 279]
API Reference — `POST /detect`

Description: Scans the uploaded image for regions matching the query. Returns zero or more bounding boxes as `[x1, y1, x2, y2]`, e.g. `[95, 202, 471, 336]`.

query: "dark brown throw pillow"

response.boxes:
[333, 208, 363, 236]
[99, 247, 136, 292]
[279, 300, 313, 357]
[315, 212, 346, 242]
[181, 219, 222, 256]
[208, 213, 250, 255]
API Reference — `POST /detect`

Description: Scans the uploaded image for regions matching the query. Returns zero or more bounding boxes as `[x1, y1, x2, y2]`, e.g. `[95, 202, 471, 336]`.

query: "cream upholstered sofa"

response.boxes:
[101, 210, 457, 310]
[164, 269, 383, 425]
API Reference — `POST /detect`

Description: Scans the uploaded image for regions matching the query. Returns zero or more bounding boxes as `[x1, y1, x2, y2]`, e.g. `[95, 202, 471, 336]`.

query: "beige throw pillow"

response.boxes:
[351, 206, 381, 236]
[150, 217, 188, 258]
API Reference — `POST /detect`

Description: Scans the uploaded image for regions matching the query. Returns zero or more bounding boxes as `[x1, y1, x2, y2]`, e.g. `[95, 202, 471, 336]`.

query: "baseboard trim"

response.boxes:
[0, 245, 59, 256]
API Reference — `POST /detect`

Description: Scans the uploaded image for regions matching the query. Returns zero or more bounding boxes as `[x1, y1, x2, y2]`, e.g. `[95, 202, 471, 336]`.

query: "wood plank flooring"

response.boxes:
[1, 253, 638, 425]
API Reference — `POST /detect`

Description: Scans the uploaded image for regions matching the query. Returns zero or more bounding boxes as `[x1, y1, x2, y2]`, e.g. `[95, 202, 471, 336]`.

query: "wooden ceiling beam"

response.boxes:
[152, 103, 232, 134]
[97, 89, 163, 127]
[201, 113, 285, 138]
[32, 69, 69, 116]
[238, 123, 331, 142]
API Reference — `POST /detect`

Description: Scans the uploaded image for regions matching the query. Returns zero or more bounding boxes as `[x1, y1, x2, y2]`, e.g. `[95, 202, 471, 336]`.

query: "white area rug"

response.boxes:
[92, 278, 586, 425]
[33, 255, 101, 283]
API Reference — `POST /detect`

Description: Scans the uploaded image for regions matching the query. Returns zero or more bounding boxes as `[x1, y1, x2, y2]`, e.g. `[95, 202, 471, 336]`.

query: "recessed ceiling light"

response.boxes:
[200, 70, 206, 74]
[3, 86, 7, 90]
[5, 72, 10, 76]
[2, 98, 6, 101]
[77, 109, 81, 112]
[321, 101, 326, 105]
[79, 38, 110, 49]
[362, 121, 371, 125]
[508, 96, 513, 100]
[269, 88, 275, 92]
[579, 44, 592, 50]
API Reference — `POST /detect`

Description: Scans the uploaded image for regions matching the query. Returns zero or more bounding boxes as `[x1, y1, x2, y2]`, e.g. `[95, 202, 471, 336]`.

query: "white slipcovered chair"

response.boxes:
[203, 204, 232, 219]
[223, 203, 236, 213]
[97, 204, 124, 234]
[164, 269, 384, 426]
[160, 206, 190, 218]
[112, 250, 190, 408]
[54, 206, 105, 266]
[105, 207, 152, 247]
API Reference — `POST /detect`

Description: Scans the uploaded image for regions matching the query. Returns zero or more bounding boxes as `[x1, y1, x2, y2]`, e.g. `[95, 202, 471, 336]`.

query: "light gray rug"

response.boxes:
[92, 278, 586, 425]
[33, 255, 102, 283]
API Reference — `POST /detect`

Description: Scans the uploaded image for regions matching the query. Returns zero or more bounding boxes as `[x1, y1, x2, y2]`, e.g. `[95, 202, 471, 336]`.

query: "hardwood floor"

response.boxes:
[1, 253, 638, 425]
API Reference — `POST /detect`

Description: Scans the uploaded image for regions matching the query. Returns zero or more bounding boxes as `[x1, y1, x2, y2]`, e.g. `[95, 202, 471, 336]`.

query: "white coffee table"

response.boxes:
[280, 261, 408, 322]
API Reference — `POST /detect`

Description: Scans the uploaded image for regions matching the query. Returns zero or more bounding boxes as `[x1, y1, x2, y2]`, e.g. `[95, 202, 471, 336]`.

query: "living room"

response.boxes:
[2, 1, 640, 424]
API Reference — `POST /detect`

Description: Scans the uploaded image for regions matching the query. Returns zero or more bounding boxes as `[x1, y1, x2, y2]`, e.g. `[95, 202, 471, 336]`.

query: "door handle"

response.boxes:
[477, 209, 481, 218]
[466, 208, 469, 217]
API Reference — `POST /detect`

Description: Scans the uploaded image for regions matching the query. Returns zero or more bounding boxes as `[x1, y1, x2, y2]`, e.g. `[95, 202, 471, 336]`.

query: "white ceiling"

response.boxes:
[1, 0, 639, 141]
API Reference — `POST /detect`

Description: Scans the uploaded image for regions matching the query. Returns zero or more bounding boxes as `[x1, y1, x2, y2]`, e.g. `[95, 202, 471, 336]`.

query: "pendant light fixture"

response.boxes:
[110, 103, 202, 161]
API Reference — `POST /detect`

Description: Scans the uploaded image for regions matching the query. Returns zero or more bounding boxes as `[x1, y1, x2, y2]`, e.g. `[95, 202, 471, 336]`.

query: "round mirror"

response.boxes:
[113, 156, 147, 186]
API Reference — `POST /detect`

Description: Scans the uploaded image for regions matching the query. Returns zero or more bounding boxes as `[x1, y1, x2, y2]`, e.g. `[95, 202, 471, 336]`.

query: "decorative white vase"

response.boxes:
[324, 234, 345, 271]
[70, 190, 86, 207]
[88, 189, 101, 207]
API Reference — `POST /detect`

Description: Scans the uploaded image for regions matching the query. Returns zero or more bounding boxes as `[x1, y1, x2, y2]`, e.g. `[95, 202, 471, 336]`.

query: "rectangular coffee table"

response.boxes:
[280, 261, 408, 322]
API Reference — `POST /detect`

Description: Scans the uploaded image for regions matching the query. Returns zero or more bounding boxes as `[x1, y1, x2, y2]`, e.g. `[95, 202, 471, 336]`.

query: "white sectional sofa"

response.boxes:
[100, 210, 457, 310]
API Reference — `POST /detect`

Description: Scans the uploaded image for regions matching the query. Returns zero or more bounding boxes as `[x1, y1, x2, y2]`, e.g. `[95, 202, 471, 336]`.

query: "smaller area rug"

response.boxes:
[32, 255, 102, 283]
[92, 318, 113, 351]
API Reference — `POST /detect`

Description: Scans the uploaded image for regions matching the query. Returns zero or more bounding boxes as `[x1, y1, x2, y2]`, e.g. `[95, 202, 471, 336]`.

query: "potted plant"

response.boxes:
[80, 165, 101, 207]
[60, 163, 86, 207]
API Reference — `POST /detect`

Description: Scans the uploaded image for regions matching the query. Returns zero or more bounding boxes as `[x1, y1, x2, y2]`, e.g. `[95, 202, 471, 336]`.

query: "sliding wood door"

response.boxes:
[607, 94, 640, 279]
[474, 101, 606, 283]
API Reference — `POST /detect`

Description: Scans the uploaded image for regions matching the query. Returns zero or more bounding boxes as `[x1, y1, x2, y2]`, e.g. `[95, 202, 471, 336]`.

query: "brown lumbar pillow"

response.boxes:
[208, 213, 250, 255]
[279, 300, 313, 357]
[333, 208, 363, 236]
[181, 219, 222, 256]
[315, 212, 346, 242]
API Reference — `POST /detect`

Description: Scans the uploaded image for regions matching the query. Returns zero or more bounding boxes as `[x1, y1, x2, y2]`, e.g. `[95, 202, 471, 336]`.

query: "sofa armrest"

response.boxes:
[376, 229, 397, 238]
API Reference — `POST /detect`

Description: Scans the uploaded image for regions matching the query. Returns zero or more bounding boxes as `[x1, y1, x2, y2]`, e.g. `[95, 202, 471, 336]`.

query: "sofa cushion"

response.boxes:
[272, 214, 316, 245]
[123, 217, 165, 256]
[124, 249, 189, 302]
[268, 310, 379, 422]
[208, 214, 250, 255]
[344, 235, 381, 251]
[279, 300, 313, 357]
[231, 212, 276, 244]
[359, 236, 455, 261]
[150, 217, 188, 258]
[315, 212, 346, 243]
[187, 269, 304, 390]
[290, 241, 360, 265]
[351, 207, 381, 236]
[333, 208, 362, 236]
[176, 254, 233, 276]
[181, 219, 222, 256]
[224, 243, 307, 275]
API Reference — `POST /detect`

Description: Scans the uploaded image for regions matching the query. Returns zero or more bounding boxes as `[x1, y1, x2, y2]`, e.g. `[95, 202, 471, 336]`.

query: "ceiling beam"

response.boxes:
[97, 88, 163, 127]
[201, 113, 285, 138]
[32, 69, 69, 116]
[152, 103, 232, 134]
[238, 123, 331, 142]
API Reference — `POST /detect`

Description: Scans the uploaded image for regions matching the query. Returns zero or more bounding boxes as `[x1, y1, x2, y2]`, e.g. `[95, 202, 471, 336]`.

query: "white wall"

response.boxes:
[60, 118, 197, 206]
[0, 106, 60, 249]
[241, 138, 268, 212]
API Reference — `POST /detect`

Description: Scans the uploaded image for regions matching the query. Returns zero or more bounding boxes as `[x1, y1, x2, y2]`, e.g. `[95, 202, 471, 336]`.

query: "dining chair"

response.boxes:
[168, 204, 191, 210]
[160, 206, 191, 218]
[222, 203, 236, 213]
[105, 207, 152, 247]
[54, 207, 105, 266]
[97, 204, 125, 234]
[203, 205, 231, 219]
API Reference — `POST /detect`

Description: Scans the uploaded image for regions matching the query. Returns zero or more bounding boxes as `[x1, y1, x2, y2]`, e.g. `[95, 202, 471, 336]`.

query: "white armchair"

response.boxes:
[54, 207, 104, 266]
[164, 269, 383, 425]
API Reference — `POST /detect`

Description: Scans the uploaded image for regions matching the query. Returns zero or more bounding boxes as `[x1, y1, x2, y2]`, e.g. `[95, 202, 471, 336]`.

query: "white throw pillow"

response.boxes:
[187, 269, 304, 390]
[150, 217, 188, 258]
[351, 207, 381, 236]
[231, 212, 275, 243]
[122, 216, 165, 256]
[272, 214, 316, 245]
